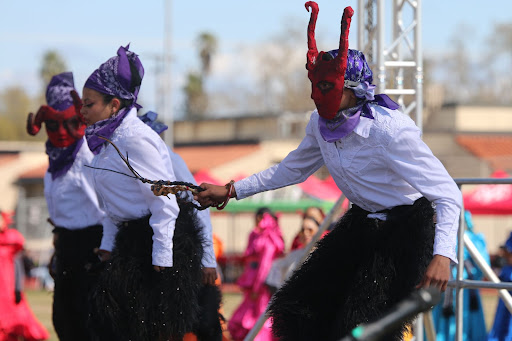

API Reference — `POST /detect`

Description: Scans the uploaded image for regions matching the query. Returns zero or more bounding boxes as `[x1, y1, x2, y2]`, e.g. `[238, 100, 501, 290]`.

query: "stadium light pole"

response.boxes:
[163, 0, 173, 149]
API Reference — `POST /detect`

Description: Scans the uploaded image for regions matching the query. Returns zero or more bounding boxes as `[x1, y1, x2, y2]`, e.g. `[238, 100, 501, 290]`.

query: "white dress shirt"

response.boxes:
[169, 150, 216, 268]
[44, 138, 105, 230]
[90, 108, 215, 267]
[235, 105, 462, 262]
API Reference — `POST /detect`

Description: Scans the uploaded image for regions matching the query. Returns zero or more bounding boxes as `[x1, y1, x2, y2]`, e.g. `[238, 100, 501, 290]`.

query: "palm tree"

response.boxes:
[197, 32, 218, 76]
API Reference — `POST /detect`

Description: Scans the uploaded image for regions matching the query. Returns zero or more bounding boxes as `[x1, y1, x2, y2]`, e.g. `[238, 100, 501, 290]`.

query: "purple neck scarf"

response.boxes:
[319, 94, 400, 142]
[85, 107, 131, 155]
[46, 138, 83, 180]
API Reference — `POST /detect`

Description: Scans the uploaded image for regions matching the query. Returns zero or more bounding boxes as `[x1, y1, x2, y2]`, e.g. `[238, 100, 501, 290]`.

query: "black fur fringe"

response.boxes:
[195, 284, 224, 341]
[88, 205, 220, 341]
[268, 197, 435, 341]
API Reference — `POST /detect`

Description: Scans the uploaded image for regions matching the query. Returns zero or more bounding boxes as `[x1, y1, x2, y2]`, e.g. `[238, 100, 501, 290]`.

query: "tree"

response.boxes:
[40, 50, 67, 88]
[490, 23, 512, 60]
[487, 23, 512, 104]
[197, 32, 218, 76]
[256, 20, 315, 113]
[0, 87, 35, 141]
[183, 72, 207, 118]
[183, 32, 218, 118]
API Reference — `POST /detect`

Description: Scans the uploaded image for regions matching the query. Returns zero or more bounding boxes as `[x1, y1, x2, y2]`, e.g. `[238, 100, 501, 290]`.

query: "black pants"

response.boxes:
[52, 225, 102, 341]
[268, 197, 435, 341]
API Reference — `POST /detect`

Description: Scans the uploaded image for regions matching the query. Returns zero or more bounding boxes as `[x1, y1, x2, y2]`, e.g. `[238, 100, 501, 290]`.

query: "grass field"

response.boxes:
[25, 288, 499, 340]
[25, 288, 243, 341]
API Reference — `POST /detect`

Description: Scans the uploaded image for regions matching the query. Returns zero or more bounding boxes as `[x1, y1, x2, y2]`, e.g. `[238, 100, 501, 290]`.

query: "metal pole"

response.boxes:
[163, 0, 173, 149]
[463, 234, 512, 312]
[455, 190, 465, 341]
[414, 313, 424, 341]
[415, 0, 424, 132]
[423, 311, 436, 341]
[357, 0, 365, 51]
[377, 0, 386, 94]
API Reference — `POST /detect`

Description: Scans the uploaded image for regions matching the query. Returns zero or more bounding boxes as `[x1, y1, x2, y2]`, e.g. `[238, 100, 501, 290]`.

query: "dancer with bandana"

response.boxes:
[26, 72, 105, 341]
[80, 45, 220, 341]
[195, 3, 462, 341]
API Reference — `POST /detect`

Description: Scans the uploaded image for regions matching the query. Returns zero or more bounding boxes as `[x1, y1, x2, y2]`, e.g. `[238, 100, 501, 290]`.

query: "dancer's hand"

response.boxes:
[202, 267, 218, 285]
[94, 248, 111, 262]
[153, 265, 170, 272]
[416, 255, 450, 292]
[194, 183, 235, 208]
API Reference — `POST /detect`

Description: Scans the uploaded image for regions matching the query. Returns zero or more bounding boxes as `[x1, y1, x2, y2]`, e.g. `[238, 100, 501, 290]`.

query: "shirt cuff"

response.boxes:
[152, 244, 174, 267]
[99, 220, 118, 252]
[433, 241, 458, 264]
[201, 250, 217, 268]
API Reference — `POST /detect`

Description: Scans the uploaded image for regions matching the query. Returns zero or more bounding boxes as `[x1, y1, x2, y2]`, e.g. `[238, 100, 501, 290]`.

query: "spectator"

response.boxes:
[0, 210, 49, 341]
[228, 208, 284, 341]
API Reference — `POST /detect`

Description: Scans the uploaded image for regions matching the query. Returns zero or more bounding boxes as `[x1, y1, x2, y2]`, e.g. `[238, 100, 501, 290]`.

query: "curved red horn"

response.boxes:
[26, 106, 48, 136]
[70, 90, 86, 125]
[305, 1, 319, 70]
[335, 6, 354, 72]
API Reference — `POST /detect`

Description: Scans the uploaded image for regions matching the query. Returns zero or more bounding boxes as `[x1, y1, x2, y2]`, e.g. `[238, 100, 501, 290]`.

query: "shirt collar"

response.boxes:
[354, 114, 373, 138]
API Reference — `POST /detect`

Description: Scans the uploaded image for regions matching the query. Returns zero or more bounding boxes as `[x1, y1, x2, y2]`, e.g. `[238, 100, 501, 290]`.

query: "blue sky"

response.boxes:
[1, 0, 511, 118]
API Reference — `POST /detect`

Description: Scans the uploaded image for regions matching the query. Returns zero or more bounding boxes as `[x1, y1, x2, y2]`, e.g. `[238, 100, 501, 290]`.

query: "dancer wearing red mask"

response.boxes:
[27, 72, 105, 341]
[195, 3, 462, 340]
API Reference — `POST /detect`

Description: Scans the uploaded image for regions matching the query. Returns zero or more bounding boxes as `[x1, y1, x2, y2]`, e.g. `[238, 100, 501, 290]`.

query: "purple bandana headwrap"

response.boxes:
[46, 72, 75, 111]
[319, 49, 399, 142]
[84, 45, 145, 154]
[46, 138, 84, 180]
[84, 44, 144, 107]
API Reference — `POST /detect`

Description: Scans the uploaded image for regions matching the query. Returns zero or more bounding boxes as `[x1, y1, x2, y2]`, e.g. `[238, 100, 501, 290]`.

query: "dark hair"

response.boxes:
[128, 58, 142, 92]
[256, 207, 277, 221]
[100, 58, 142, 110]
[100, 93, 133, 109]
[303, 206, 325, 220]
[303, 216, 321, 227]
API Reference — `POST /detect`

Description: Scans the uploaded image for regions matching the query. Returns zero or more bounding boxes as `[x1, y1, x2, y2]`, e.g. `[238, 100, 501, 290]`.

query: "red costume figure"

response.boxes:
[0, 211, 49, 341]
[228, 208, 284, 341]
[27, 72, 105, 341]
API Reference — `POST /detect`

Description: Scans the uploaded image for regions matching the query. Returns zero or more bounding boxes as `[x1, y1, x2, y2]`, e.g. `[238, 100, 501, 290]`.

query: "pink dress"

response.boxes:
[0, 228, 49, 341]
[228, 213, 284, 341]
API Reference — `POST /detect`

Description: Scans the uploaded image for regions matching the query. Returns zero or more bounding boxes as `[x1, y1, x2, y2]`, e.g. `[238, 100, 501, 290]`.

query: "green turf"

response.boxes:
[24, 288, 499, 340]
[24, 288, 243, 341]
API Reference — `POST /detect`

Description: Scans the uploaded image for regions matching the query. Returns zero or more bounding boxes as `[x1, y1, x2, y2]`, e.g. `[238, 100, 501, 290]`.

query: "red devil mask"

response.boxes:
[305, 2, 354, 120]
[26, 94, 85, 148]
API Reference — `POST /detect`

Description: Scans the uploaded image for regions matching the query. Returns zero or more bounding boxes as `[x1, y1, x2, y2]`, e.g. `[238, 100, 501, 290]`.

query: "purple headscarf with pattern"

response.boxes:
[84, 45, 145, 154]
[46, 72, 75, 111]
[44, 72, 85, 179]
[328, 49, 373, 86]
[318, 49, 399, 142]
[84, 44, 144, 107]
